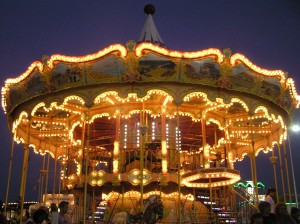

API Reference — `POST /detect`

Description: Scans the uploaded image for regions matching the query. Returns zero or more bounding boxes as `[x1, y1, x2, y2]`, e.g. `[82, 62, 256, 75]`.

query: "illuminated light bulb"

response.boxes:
[113, 160, 118, 174]
[230, 53, 285, 82]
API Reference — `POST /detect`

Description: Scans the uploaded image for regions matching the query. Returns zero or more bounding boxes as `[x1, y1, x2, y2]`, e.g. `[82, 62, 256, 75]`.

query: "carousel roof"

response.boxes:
[1, 4, 300, 162]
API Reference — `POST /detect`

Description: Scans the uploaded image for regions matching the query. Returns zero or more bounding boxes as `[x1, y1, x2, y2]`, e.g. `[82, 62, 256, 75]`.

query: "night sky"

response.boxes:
[0, 0, 300, 202]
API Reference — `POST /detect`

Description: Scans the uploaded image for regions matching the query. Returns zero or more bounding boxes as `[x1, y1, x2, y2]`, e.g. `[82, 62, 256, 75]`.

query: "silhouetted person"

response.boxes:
[0, 200, 8, 224]
[58, 201, 70, 224]
[291, 207, 300, 224]
[274, 202, 296, 224]
[250, 212, 263, 224]
[258, 201, 275, 223]
[33, 208, 49, 224]
[265, 188, 276, 213]
[50, 203, 59, 224]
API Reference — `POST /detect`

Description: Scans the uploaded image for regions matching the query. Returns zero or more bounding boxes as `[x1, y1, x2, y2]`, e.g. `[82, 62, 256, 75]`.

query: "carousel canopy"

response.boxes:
[1, 5, 299, 163]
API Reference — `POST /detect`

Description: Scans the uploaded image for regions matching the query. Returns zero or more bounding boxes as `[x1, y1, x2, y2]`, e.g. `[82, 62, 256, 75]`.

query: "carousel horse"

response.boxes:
[112, 195, 163, 224]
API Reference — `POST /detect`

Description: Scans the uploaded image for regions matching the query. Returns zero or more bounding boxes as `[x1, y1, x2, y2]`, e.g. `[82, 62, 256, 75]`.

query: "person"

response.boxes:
[250, 212, 263, 224]
[258, 201, 276, 224]
[274, 202, 297, 224]
[291, 207, 300, 224]
[26, 204, 37, 224]
[33, 208, 49, 224]
[58, 201, 70, 224]
[0, 200, 8, 224]
[265, 187, 276, 213]
[50, 203, 59, 224]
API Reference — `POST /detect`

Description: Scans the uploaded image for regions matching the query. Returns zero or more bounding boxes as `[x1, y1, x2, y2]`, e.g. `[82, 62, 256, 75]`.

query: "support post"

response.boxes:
[277, 143, 286, 203]
[268, 124, 279, 202]
[224, 120, 229, 168]
[20, 119, 31, 221]
[176, 106, 182, 224]
[139, 106, 147, 212]
[44, 153, 50, 205]
[92, 187, 95, 223]
[269, 154, 279, 203]
[161, 106, 168, 176]
[39, 155, 46, 203]
[113, 109, 121, 177]
[5, 134, 15, 212]
[249, 118, 259, 207]
[283, 141, 292, 206]
[53, 147, 58, 195]
[287, 132, 298, 208]
[201, 112, 209, 168]
[83, 109, 90, 224]
[209, 178, 213, 214]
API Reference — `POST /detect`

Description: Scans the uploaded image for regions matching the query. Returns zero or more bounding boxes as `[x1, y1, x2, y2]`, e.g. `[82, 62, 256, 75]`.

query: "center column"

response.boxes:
[139, 103, 148, 211]
[113, 109, 121, 185]
[161, 106, 168, 180]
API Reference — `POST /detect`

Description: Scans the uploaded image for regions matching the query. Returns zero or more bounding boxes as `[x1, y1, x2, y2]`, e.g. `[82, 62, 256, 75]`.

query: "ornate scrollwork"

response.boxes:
[122, 41, 142, 82]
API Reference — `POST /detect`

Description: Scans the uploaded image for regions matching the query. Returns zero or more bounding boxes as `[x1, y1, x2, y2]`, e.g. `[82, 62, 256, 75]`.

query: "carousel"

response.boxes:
[2, 4, 299, 224]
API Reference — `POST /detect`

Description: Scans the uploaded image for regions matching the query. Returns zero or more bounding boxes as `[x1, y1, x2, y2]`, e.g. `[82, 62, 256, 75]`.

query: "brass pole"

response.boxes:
[270, 150, 279, 202]
[58, 161, 62, 203]
[161, 106, 168, 175]
[277, 143, 286, 203]
[249, 118, 259, 207]
[139, 103, 146, 212]
[209, 178, 213, 215]
[39, 154, 46, 203]
[268, 124, 279, 202]
[79, 192, 83, 223]
[58, 147, 67, 205]
[225, 119, 233, 169]
[53, 147, 58, 195]
[283, 141, 292, 205]
[201, 112, 208, 168]
[83, 109, 90, 224]
[193, 187, 196, 218]
[20, 120, 31, 221]
[19, 145, 28, 199]
[44, 117, 54, 205]
[161, 108, 166, 144]
[177, 106, 182, 224]
[249, 151, 256, 208]
[145, 114, 148, 169]
[92, 187, 95, 223]
[214, 128, 217, 147]
[4, 134, 15, 212]
[249, 153, 254, 189]
[224, 121, 228, 168]
[121, 183, 124, 212]
[44, 153, 50, 205]
[201, 114, 207, 144]
[20, 144, 30, 218]
[113, 109, 121, 175]
[287, 132, 298, 208]
[81, 113, 87, 223]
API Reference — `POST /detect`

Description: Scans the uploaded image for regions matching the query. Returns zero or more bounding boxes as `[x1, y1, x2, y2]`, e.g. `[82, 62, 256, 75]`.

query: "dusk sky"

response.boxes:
[0, 0, 300, 202]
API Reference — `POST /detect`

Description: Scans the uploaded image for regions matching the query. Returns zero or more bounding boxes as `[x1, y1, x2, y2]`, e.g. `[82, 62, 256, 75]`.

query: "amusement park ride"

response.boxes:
[2, 4, 299, 224]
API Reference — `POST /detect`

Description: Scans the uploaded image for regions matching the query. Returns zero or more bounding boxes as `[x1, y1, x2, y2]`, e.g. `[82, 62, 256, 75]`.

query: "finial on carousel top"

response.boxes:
[138, 4, 166, 48]
[144, 4, 155, 15]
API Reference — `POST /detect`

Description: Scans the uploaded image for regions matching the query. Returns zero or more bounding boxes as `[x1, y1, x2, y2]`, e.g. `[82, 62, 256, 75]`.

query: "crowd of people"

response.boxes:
[0, 200, 71, 224]
[1, 188, 299, 223]
[251, 188, 300, 224]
